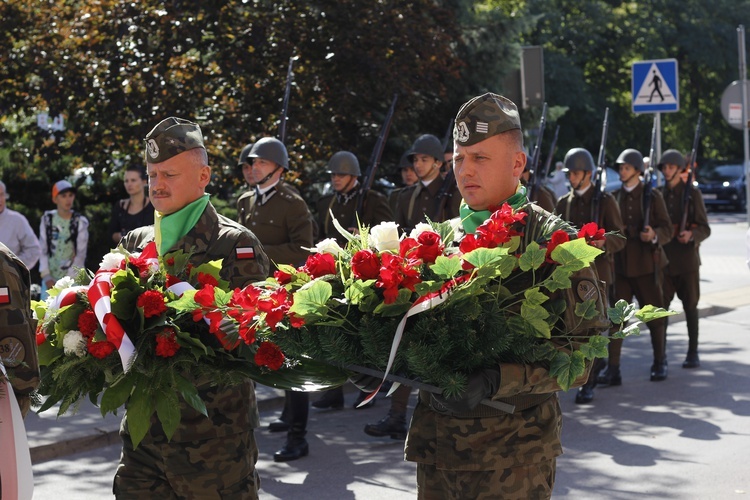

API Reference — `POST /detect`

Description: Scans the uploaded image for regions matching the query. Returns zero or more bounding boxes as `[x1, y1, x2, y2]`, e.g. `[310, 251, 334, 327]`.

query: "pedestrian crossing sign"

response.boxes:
[632, 59, 679, 113]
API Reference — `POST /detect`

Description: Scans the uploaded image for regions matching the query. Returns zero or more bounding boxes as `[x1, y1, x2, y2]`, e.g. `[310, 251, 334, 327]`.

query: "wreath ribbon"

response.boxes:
[0, 363, 34, 500]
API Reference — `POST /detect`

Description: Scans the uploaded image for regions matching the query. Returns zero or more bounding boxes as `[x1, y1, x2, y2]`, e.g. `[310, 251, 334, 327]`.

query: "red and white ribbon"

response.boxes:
[87, 271, 136, 371]
[0, 363, 34, 500]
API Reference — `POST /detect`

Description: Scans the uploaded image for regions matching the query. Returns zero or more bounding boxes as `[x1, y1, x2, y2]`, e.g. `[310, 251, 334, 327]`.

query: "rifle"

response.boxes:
[541, 125, 560, 180]
[591, 108, 610, 224]
[278, 56, 295, 144]
[642, 115, 658, 230]
[433, 118, 456, 221]
[527, 102, 548, 203]
[680, 113, 702, 233]
[352, 94, 399, 225]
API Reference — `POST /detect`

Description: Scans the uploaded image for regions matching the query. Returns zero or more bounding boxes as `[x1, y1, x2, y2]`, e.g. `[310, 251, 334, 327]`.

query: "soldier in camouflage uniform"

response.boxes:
[312, 151, 392, 410]
[0, 241, 39, 419]
[401, 94, 608, 499]
[555, 148, 626, 403]
[657, 149, 710, 368]
[114, 117, 271, 499]
[393, 134, 462, 234]
[236, 137, 315, 463]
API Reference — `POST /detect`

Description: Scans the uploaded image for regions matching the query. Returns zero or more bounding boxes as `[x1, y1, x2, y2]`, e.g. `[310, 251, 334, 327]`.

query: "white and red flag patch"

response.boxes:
[0, 287, 9, 305]
[236, 246, 255, 260]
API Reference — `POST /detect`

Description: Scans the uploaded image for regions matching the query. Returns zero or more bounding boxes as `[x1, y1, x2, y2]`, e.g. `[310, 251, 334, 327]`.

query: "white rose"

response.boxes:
[54, 276, 75, 291]
[409, 223, 434, 239]
[63, 330, 87, 357]
[370, 221, 401, 253]
[313, 238, 344, 257]
[100, 252, 126, 271]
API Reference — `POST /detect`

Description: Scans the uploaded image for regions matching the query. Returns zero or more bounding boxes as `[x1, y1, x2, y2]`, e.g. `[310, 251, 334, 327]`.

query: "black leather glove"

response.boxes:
[348, 372, 381, 393]
[431, 367, 502, 414]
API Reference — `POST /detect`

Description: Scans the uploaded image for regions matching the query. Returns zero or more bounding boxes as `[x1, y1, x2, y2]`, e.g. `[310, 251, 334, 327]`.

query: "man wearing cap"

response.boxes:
[598, 148, 673, 385]
[0, 180, 41, 270]
[393, 133, 461, 234]
[402, 94, 608, 498]
[115, 117, 271, 498]
[657, 149, 710, 368]
[311, 151, 393, 411]
[236, 136, 315, 463]
[555, 148, 626, 404]
[39, 179, 89, 299]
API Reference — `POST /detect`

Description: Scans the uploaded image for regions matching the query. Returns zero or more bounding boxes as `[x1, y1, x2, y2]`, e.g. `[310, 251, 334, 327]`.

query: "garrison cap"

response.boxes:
[453, 93, 522, 146]
[144, 117, 205, 164]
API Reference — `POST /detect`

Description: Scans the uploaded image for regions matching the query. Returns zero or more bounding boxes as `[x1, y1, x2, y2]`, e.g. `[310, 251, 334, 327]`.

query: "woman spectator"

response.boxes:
[109, 165, 154, 243]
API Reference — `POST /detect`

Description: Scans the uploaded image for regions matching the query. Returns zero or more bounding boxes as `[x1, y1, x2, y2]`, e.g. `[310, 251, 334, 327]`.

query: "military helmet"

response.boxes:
[407, 134, 443, 162]
[398, 151, 413, 170]
[563, 148, 596, 173]
[616, 148, 644, 172]
[248, 137, 289, 169]
[326, 151, 361, 176]
[237, 143, 253, 167]
[657, 149, 686, 171]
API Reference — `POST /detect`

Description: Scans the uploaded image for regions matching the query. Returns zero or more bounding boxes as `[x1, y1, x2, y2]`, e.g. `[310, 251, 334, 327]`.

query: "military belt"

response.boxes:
[419, 390, 553, 418]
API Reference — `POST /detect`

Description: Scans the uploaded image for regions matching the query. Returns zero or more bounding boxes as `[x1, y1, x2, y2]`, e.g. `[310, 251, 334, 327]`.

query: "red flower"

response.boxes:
[155, 327, 180, 357]
[205, 311, 224, 334]
[375, 253, 422, 304]
[194, 284, 216, 308]
[166, 257, 175, 266]
[137, 290, 167, 318]
[414, 231, 443, 264]
[77, 309, 99, 338]
[255, 341, 285, 370]
[289, 313, 305, 328]
[227, 286, 261, 325]
[302, 253, 336, 278]
[399, 237, 419, 258]
[545, 230, 571, 263]
[351, 249, 381, 280]
[258, 288, 292, 331]
[87, 339, 116, 359]
[578, 222, 606, 243]
[274, 269, 292, 284]
[197, 272, 219, 287]
[239, 323, 257, 345]
[128, 253, 155, 278]
[36, 332, 47, 346]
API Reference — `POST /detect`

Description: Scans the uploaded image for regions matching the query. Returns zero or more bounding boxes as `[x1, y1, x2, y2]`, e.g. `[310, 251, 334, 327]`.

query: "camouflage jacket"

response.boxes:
[658, 180, 711, 274]
[405, 204, 608, 471]
[0, 242, 39, 399]
[316, 189, 393, 245]
[120, 202, 270, 442]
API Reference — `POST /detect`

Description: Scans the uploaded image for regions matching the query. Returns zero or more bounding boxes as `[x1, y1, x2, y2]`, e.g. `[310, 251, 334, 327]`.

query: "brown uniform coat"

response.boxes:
[316, 188, 393, 244]
[394, 176, 461, 232]
[658, 180, 711, 274]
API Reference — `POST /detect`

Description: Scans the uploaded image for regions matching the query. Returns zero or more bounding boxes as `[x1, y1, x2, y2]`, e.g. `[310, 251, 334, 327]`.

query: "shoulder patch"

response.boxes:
[576, 279, 599, 302]
[0, 286, 10, 304]
[236, 246, 256, 260]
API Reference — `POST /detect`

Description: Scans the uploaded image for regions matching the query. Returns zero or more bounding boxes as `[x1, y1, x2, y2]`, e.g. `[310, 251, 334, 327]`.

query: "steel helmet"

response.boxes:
[326, 151, 361, 176]
[237, 143, 253, 167]
[657, 149, 686, 171]
[616, 148, 644, 172]
[248, 137, 289, 169]
[407, 134, 443, 162]
[398, 151, 413, 169]
[563, 148, 596, 173]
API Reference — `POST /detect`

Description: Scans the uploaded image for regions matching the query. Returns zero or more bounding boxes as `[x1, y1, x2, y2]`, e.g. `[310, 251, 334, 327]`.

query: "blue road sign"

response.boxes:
[632, 59, 679, 113]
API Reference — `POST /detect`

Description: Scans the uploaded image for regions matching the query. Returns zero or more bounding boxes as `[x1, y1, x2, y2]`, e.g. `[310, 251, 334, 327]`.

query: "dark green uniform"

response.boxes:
[114, 202, 270, 499]
[0, 242, 39, 418]
[316, 188, 393, 244]
[658, 180, 710, 360]
[405, 204, 608, 499]
[394, 176, 461, 234]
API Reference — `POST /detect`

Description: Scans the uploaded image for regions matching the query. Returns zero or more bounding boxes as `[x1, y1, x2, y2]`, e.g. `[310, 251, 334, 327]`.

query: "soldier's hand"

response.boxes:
[640, 225, 656, 243]
[678, 230, 693, 244]
[431, 367, 501, 414]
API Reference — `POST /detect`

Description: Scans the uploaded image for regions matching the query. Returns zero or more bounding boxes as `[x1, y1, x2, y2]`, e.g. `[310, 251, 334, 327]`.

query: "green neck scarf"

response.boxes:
[154, 194, 210, 255]
[460, 184, 527, 234]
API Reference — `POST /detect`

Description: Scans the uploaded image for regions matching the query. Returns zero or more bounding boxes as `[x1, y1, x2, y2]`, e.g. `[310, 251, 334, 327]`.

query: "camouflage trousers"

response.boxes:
[113, 430, 259, 499]
[416, 459, 555, 500]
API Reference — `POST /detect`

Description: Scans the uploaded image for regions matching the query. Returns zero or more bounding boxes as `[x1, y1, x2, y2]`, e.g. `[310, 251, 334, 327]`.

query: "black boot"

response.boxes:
[353, 390, 376, 409]
[682, 351, 700, 369]
[575, 358, 604, 404]
[597, 364, 622, 386]
[363, 412, 407, 440]
[650, 359, 668, 381]
[268, 394, 291, 432]
[311, 388, 344, 409]
[274, 425, 309, 462]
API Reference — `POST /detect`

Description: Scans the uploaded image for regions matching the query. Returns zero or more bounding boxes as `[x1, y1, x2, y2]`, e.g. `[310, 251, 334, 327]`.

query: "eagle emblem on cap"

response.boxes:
[146, 139, 160, 160]
[454, 121, 470, 144]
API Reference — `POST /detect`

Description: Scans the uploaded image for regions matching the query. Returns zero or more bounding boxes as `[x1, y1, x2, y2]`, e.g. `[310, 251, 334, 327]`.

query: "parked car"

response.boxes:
[694, 162, 747, 211]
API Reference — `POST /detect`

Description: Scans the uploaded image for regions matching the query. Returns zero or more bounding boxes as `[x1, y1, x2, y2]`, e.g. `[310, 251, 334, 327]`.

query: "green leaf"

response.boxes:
[37, 340, 63, 367]
[289, 280, 333, 319]
[191, 260, 228, 289]
[463, 247, 510, 269]
[373, 288, 413, 317]
[345, 279, 377, 305]
[544, 267, 573, 292]
[608, 299, 637, 325]
[635, 305, 677, 323]
[524, 287, 548, 306]
[430, 255, 462, 278]
[575, 299, 600, 320]
[518, 241, 545, 271]
[175, 373, 208, 417]
[549, 350, 586, 391]
[578, 334, 610, 359]
[414, 281, 443, 296]
[125, 380, 155, 449]
[100, 374, 135, 414]
[168, 289, 198, 313]
[612, 322, 642, 339]
[551, 238, 602, 269]
[155, 387, 181, 441]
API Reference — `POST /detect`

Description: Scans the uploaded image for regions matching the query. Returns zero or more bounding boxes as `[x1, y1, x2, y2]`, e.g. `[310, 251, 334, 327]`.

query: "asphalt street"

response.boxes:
[27, 213, 750, 499]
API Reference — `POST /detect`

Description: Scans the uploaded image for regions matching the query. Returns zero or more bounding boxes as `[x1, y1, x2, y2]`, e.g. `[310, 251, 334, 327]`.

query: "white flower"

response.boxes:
[53, 276, 75, 291]
[370, 221, 401, 253]
[100, 252, 126, 271]
[311, 238, 344, 257]
[409, 223, 434, 239]
[63, 330, 87, 357]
